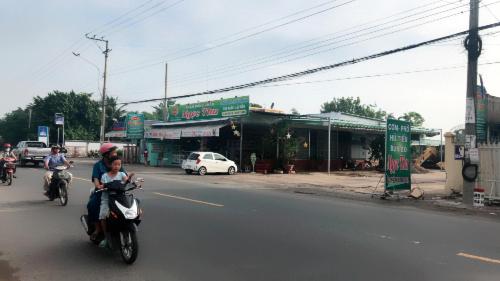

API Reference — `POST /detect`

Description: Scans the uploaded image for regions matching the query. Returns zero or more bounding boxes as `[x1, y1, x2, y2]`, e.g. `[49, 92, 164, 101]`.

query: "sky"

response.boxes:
[1, 0, 500, 133]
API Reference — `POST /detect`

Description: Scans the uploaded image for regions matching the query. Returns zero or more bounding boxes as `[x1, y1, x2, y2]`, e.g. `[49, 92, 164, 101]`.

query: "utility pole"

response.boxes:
[163, 63, 168, 122]
[463, 0, 481, 205]
[86, 34, 111, 144]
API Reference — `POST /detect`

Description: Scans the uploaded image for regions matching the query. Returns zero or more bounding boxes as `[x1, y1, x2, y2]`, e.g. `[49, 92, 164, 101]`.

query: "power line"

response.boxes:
[170, 0, 500, 89]
[110, 0, 357, 75]
[168, 0, 464, 83]
[168, 2, 476, 88]
[119, 21, 500, 105]
[256, 60, 500, 88]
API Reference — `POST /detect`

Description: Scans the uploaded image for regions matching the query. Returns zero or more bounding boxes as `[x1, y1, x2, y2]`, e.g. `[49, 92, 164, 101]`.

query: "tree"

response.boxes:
[320, 97, 387, 119]
[250, 103, 263, 108]
[0, 91, 109, 144]
[401, 111, 425, 127]
[291, 108, 300, 115]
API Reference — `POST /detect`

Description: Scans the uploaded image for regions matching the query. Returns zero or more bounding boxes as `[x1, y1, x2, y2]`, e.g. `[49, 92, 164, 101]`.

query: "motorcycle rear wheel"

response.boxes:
[120, 230, 138, 264]
[7, 173, 12, 186]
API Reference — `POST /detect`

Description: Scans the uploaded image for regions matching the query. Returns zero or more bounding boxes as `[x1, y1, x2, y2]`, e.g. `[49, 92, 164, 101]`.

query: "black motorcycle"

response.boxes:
[47, 163, 73, 206]
[80, 178, 144, 264]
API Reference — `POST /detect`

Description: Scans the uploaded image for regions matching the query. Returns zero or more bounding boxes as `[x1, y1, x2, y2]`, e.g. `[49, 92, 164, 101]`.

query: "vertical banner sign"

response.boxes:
[385, 119, 412, 190]
[126, 113, 145, 139]
[475, 85, 488, 143]
[38, 126, 49, 146]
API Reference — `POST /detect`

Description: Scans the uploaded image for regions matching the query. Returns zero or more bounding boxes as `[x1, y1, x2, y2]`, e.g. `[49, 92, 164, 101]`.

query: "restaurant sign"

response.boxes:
[168, 96, 249, 122]
[385, 119, 412, 190]
[126, 113, 145, 139]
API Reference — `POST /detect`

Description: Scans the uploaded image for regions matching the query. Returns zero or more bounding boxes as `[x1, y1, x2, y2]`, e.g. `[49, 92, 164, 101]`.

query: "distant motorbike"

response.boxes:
[47, 164, 73, 206]
[1, 156, 16, 185]
[80, 178, 144, 264]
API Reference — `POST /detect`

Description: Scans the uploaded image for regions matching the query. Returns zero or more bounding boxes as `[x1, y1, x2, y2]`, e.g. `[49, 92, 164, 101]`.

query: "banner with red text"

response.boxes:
[385, 119, 412, 190]
[168, 96, 249, 122]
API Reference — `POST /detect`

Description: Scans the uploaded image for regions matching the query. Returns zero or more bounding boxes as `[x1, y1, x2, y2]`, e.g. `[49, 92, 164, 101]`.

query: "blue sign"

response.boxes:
[38, 126, 48, 137]
[38, 126, 49, 145]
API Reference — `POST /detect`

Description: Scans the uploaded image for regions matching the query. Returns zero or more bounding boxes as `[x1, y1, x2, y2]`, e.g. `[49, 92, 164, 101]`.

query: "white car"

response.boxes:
[182, 152, 238, 175]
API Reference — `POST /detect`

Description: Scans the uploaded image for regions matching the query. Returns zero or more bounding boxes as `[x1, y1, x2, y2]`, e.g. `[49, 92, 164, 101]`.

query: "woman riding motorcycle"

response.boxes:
[87, 143, 129, 240]
[43, 145, 72, 196]
[0, 143, 17, 179]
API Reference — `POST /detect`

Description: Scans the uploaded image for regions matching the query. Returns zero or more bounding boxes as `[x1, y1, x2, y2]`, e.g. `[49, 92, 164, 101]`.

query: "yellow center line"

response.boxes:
[457, 252, 500, 265]
[153, 192, 224, 207]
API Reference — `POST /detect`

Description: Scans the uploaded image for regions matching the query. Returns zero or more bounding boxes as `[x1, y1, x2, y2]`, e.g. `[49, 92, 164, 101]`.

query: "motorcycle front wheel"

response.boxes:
[58, 181, 68, 206]
[120, 230, 138, 264]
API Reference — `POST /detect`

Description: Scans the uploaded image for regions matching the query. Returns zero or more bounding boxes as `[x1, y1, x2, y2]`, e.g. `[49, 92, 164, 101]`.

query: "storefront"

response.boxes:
[143, 96, 438, 172]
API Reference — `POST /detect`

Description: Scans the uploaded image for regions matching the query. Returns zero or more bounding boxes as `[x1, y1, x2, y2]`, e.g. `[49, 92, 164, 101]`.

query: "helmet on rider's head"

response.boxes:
[3, 143, 11, 148]
[99, 143, 117, 156]
[51, 145, 60, 151]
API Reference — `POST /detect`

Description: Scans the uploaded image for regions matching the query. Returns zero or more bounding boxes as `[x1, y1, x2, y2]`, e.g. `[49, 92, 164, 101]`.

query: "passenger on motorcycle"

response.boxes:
[96, 156, 130, 247]
[43, 145, 72, 196]
[87, 143, 129, 241]
[0, 144, 17, 178]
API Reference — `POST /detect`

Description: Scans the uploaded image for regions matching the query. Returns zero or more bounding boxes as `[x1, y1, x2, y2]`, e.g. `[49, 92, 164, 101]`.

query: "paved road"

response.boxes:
[1, 161, 500, 281]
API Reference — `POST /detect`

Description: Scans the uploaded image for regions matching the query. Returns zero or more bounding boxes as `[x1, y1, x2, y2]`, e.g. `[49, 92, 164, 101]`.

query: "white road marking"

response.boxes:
[153, 192, 224, 207]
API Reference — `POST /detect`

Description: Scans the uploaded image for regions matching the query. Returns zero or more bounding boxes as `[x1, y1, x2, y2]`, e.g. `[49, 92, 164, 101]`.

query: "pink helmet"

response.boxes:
[99, 143, 117, 155]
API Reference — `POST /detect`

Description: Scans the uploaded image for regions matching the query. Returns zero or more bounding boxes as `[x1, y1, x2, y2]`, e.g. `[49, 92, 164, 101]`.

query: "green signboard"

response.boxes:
[476, 86, 488, 143]
[385, 119, 412, 190]
[126, 113, 145, 139]
[168, 96, 249, 122]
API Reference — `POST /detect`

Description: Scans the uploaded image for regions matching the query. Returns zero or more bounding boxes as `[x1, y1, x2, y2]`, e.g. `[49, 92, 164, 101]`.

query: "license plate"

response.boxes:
[35, 157, 44, 159]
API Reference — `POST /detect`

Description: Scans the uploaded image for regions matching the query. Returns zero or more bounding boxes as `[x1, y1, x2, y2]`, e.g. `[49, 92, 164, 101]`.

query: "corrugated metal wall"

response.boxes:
[479, 143, 500, 197]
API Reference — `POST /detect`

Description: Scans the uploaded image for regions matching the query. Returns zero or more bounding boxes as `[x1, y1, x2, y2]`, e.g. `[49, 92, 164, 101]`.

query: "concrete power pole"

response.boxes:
[163, 63, 168, 122]
[86, 34, 111, 144]
[463, 0, 481, 205]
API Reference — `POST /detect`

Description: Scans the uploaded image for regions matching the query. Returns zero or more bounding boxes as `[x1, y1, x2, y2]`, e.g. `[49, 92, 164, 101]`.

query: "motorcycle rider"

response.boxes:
[0, 144, 17, 179]
[43, 145, 72, 196]
[88, 143, 130, 241]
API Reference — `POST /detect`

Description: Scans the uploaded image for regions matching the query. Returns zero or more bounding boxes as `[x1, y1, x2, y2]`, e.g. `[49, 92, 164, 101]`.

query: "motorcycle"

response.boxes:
[1, 156, 16, 186]
[48, 163, 73, 206]
[80, 178, 144, 264]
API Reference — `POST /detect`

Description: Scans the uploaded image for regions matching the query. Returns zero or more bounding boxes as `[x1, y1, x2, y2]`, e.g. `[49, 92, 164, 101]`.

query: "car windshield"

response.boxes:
[188, 153, 200, 160]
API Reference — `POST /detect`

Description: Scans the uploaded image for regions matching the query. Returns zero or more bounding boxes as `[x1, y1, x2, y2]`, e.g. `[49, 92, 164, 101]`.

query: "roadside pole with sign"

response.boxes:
[55, 113, 64, 146]
[126, 113, 145, 164]
[384, 119, 412, 196]
[38, 126, 49, 146]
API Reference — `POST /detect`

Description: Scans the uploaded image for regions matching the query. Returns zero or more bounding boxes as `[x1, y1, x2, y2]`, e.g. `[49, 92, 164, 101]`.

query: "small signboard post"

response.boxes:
[250, 153, 257, 173]
[38, 126, 49, 146]
[385, 119, 412, 195]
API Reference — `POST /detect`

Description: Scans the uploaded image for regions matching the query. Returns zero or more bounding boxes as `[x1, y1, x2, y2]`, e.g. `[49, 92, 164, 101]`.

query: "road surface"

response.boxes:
[1, 161, 500, 281]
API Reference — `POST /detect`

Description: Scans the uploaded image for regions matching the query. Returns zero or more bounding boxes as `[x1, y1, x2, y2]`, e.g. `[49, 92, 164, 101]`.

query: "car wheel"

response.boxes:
[228, 166, 236, 175]
[185, 169, 193, 175]
[198, 166, 207, 176]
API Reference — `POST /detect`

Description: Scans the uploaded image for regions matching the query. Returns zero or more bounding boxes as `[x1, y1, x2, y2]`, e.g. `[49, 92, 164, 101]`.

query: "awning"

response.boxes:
[145, 124, 226, 139]
[105, 131, 127, 138]
[181, 124, 225, 137]
[145, 128, 182, 139]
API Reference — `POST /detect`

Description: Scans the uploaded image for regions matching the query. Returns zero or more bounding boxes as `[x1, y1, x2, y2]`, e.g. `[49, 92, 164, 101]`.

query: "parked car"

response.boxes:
[182, 152, 237, 175]
[13, 141, 51, 166]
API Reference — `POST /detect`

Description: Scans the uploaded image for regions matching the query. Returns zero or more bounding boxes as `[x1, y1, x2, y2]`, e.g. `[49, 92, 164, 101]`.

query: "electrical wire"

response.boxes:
[168, 2, 476, 88]
[169, 0, 500, 89]
[168, 0, 464, 83]
[118, 21, 500, 105]
[110, 0, 357, 75]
